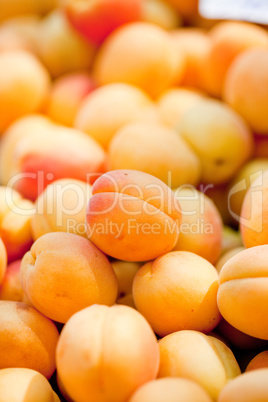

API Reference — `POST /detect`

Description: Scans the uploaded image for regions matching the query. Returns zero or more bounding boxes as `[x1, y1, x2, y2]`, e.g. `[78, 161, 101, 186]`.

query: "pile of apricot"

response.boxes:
[0, 0, 268, 401]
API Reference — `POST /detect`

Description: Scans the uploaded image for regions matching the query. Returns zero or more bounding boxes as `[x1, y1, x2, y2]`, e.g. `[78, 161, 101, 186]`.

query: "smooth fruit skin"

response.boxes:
[218, 369, 268, 402]
[0, 301, 59, 379]
[133, 251, 221, 336]
[129, 377, 212, 402]
[0, 368, 60, 402]
[20, 232, 118, 323]
[218, 245, 268, 340]
[56, 304, 160, 402]
[246, 351, 268, 372]
[86, 169, 181, 261]
[158, 330, 241, 401]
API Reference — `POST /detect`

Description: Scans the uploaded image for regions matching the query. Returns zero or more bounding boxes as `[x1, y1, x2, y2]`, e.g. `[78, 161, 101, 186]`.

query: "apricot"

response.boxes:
[178, 99, 253, 184]
[216, 318, 268, 351]
[0, 50, 50, 133]
[171, 28, 211, 89]
[0, 301, 59, 378]
[86, 169, 181, 261]
[56, 304, 160, 402]
[224, 48, 268, 134]
[142, 0, 182, 30]
[0, 0, 57, 21]
[65, 0, 142, 45]
[116, 293, 136, 309]
[221, 226, 243, 254]
[0, 116, 106, 200]
[203, 21, 268, 97]
[93, 22, 180, 98]
[218, 245, 268, 339]
[21, 232, 118, 323]
[75, 83, 154, 149]
[240, 170, 268, 248]
[46, 72, 96, 127]
[215, 247, 244, 273]
[203, 185, 232, 227]
[164, 0, 198, 21]
[109, 122, 200, 188]
[228, 158, 268, 224]
[0, 186, 34, 262]
[0, 15, 39, 53]
[0, 238, 7, 285]
[36, 10, 96, 78]
[157, 87, 204, 129]
[0, 368, 60, 402]
[129, 377, 212, 402]
[173, 187, 223, 264]
[31, 178, 92, 240]
[246, 351, 268, 372]
[111, 260, 142, 298]
[0, 260, 24, 302]
[133, 251, 221, 336]
[218, 369, 268, 402]
[158, 330, 240, 400]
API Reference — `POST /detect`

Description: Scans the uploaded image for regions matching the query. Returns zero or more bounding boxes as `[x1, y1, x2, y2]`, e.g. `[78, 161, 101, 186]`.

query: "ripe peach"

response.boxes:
[0, 116, 106, 200]
[0, 301, 59, 378]
[246, 351, 268, 372]
[218, 369, 268, 402]
[31, 178, 92, 240]
[228, 158, 268, 224]
[93, 22, 180, 98]
[56, 304, 160, 402]
[158, 330, 240, 400]
[46, 72, 96, 127]
[75, 83, 154, 149]
[157, 87, 204, 129]
[0, 0, 57, 21]
[240, 170, 268, 248]
[111, 260, 142, 298]
[36, 10, 96, 78]
[0, 186, 34, 262]
[142, 0, 182, 30]
[0, 260, 24, 302]
[109, 122, 200, 188]
[178, 99, 253, 184]
[0, 50, 50, 132]
[218, 245, 268, 339]
[0, 368, 60, 402]
[21, 232, 118, 323]
[215, 247, 244, 273]
[173, 187, 223, 264]
[204, 21, 268, 97]
[86, 169, 181, 261]
[129, 377, 212, 402]
[171, 28, 211, 89]
[224, 48, 268, 134]
[133, 251, 221, 336]
[65, 0, 142, 45]
[216, 318, 267, 351]
[0, 238, 7, 285]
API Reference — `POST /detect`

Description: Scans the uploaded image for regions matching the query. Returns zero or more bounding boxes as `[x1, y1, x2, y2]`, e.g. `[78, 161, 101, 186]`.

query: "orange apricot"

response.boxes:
[0, 50, 50, 133]
[0, 238, 7, 285]
[158, 330, 240, 400]
[218, 245, 268, 339]
[93, 22, 180, 98]
[56, 304, 159, 402]
[31, 178, 92, 240]
[133, 251, 221, 336]
[129, 377, 212, 402]
[21, 232, 118, 323]
[0, 301, 59, 379]
[215, 247, 244, 273]
[108, 122, 201, 188]
[0, 0, 57, 21]
[75, 83, 154, 149]
[86, 169, 181, 261]
[0, 260, 24, 302]
[173, 187, 223, 264]
[224, 48, 268, 134]
[111, 260, 142, 298]
[246, 351, 268, 372]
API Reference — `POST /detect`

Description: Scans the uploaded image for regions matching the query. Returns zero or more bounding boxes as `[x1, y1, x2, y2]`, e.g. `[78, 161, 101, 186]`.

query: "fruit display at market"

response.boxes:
[0, 0, 268, 401]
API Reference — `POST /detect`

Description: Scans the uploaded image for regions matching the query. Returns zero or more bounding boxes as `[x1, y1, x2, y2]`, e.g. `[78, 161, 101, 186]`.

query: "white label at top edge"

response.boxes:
[199, 0, 268, 24]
